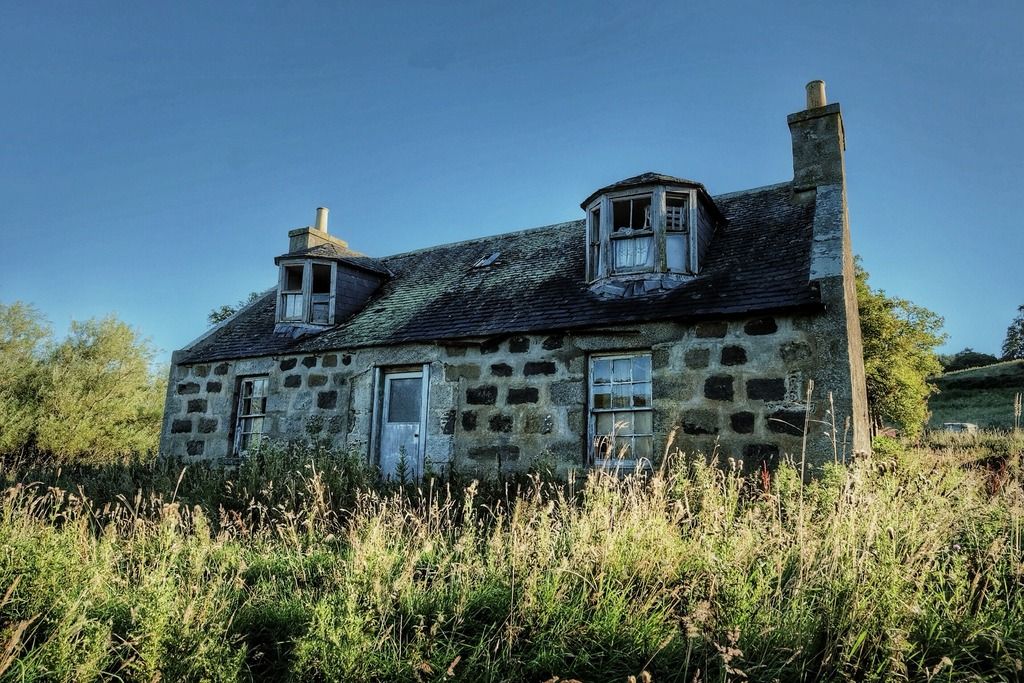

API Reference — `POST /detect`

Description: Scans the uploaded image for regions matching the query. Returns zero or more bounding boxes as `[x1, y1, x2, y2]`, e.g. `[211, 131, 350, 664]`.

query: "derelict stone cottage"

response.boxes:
[161, 81, 870, 476]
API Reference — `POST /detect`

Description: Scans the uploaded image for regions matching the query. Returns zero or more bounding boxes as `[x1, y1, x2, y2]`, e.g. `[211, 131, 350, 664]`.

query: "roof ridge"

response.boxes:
[713, 180, 791, 200]
[380, 219, 584, 261]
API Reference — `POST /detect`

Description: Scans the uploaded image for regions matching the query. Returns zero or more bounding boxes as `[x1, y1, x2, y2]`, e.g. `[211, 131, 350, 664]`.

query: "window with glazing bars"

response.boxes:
[589, 353, 653, 465]
[234, 376, 268, 455]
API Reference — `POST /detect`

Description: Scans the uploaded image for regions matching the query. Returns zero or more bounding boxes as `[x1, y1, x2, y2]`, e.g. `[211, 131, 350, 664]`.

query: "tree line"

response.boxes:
[0, 302, 165, 462]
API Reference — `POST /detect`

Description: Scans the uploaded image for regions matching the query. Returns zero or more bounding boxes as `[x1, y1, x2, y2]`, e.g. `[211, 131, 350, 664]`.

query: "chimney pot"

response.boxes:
[315, 207, 329, 232]
[806, 80, 827, 109]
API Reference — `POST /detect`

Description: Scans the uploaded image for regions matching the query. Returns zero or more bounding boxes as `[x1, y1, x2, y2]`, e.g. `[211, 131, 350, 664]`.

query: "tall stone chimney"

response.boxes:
[788, 80, 846, 191]
[288, 207, 348, 252]
[786, 80, 871, 459]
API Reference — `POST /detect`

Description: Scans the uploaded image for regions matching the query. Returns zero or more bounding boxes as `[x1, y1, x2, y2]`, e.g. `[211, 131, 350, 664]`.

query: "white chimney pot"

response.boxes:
[315, 207, 329, 232]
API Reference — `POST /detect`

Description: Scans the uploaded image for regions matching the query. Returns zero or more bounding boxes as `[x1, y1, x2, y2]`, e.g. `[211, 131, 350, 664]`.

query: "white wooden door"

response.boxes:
[379, 370, 426, 479]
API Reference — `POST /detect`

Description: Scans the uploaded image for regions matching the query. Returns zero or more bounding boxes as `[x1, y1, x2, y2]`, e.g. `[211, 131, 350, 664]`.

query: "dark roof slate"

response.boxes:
[275, 242, 391, 275]
[178, 181, 819, 364]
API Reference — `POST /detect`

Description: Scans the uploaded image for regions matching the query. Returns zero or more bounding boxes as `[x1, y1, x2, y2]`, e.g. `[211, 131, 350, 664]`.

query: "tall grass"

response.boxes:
[1, 440, 1022, 681]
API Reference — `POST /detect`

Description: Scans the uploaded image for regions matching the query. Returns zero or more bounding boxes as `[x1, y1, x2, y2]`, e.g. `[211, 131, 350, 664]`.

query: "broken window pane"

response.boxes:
[666, 194, 688, 232]
[284, 265, 304, 291]
[612, 196, 651, 232]
[312, 264, 332, 293]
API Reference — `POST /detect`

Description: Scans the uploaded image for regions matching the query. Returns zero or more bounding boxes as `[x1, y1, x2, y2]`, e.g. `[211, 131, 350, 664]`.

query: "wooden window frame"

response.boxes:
[587, 352, 654, 470]
[233, 374, 269, 457]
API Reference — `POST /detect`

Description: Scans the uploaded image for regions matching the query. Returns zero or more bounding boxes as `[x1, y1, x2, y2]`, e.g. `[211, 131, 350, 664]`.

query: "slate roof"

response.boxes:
[178, 181, 821, 364]
[274, 242, 391, 276]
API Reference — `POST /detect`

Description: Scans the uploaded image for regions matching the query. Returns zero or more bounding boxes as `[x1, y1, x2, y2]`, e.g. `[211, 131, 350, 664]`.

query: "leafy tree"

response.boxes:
[856, 263, 946, 437]
[35, 316, 166, 462]
[208, 291, 264, 325]
[939, 347, 999, 373]
[1002, 305, 1024, 360]
[0, 302, 50, 454]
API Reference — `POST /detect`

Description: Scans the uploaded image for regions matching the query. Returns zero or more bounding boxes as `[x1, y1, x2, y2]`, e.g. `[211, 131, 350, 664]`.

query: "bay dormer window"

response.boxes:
[582, 173, 722, 288]
[276, 260, 337, 326]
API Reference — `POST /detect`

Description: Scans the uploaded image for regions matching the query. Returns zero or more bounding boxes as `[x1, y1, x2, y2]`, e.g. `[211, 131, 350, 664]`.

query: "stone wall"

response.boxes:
[161, 311, 860, 475]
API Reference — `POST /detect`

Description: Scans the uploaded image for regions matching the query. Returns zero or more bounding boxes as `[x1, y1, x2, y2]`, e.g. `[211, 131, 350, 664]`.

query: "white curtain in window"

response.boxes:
[613, 236, 652, 270]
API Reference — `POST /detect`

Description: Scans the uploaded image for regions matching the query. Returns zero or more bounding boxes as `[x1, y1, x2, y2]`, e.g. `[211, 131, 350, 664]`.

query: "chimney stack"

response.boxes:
[788, 80, 845, 191]
[315, 207, 329, 232]
[287, 206, 348, 252]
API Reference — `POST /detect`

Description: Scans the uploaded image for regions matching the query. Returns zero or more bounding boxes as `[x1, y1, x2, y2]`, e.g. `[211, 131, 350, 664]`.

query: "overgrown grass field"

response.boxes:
[1, 436, 1023, 682]
[929, 360, 1024, 429]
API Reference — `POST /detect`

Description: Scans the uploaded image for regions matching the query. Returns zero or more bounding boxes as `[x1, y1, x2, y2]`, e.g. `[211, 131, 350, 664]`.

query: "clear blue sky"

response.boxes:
[2, 1, 1021, 361]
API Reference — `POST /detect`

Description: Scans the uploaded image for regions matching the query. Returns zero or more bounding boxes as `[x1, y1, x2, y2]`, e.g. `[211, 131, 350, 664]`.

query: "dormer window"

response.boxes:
[582, 174, 722, 287]
[276, 260, 337, 326]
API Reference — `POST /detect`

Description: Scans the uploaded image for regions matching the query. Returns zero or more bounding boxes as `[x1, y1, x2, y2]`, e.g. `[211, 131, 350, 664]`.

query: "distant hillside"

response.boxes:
[928, 359, 1024, 429]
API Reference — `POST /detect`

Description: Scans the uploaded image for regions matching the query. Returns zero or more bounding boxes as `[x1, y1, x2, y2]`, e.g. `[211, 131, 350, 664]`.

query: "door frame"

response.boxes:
[370, 364, 430, 475]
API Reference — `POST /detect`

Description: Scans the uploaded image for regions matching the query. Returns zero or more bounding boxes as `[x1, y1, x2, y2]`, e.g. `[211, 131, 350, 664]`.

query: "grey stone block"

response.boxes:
[302, 356, 318, 368]
[466, 385, 497, 405]
[490, 363, 513, 377]
[283, 375, 301, 388]
[187, 399, 207, 413]
[744, 317, 778, 335]
[317, 390, 338, 409]
[205, 381, 222, 393]
[524, 361, 556, 376]
[445, 363, 480, 381]
[171, 418, 192, 434]
[721, 346, 748, 366]
[768, 410, 806, 436]
[682, 409, 719, 435]
[780, 341, 813, 363]
[704, 375, 734, 401]
[542, 335, 564, 350]
[186, 440, 204, 456]
[308, 374, 327, 387]
[730, 411, 755, 434]
[489, 414, 513, 432]
[198, 418, 218, 434]
[177, 382, 200, 395]
[695, 321, 728, 338]
[508, 387, 539, 404]
[280, 358, 297, 371]
[469, 445, 520, 462]
[550, 380, 583, 406]
[684, 348, 710, 369]
[461, 411, 477, 431]
[747, 378, 786, 401]
[509, 336, 530, 353]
